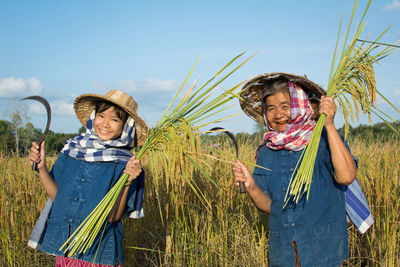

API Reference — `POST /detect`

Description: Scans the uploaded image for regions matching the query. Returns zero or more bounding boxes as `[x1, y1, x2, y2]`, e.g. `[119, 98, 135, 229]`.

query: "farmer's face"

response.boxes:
[265, 92, 291, 132]
[94, 106, 124, 141]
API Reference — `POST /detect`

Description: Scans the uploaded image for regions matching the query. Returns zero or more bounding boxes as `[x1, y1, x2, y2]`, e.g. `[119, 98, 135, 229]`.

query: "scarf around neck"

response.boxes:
[261, 81, 316, 151]
[61, 110, 135, 163]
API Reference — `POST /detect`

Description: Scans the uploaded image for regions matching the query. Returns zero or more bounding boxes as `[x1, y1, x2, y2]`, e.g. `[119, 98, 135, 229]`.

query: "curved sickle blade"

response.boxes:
[207, 127, 245, 193]
[208, 127, 238, 157]
[21, 95, 52, 171]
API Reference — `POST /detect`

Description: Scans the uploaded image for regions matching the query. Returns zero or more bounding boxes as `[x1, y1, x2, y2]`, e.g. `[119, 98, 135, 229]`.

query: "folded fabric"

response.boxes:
[345, 178, 374, 234]
[28, 197, 53, 249]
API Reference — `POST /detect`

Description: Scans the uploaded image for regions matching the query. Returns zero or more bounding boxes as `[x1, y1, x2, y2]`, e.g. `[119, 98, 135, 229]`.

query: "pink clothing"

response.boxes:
[55, 256, 123, 267]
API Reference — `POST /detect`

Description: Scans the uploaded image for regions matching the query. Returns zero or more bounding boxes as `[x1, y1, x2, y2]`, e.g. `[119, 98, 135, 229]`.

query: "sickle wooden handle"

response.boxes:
[32, 161, 38, 171]
[239, 182, 246, 193]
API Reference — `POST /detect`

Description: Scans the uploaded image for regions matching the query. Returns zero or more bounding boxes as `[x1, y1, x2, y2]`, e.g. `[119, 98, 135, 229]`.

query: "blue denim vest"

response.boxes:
[253, 130, 348, 267]
[38, 153, 143, 265]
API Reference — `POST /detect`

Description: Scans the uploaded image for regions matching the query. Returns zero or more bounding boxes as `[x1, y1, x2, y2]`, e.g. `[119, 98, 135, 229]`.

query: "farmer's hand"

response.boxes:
[124, 154, 142, 182]
[28, 141, 47, 171]
[319, 96, 337, 128]
[232, 160, 256, 192]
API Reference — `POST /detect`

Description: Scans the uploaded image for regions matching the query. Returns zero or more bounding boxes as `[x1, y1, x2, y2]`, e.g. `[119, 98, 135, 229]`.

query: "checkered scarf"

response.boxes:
[61, 111, 135, 163]
[261, 81, 316, 151]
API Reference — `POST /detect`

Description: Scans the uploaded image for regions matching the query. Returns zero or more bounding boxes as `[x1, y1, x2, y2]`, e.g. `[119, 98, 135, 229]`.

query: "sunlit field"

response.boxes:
[1, 135, 399, 266]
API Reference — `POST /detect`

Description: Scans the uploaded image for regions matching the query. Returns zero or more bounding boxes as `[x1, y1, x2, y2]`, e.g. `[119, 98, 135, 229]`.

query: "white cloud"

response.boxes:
[27, 78, 43, 94]
[91, 78, 178, 92]
[394, 87, 400, 96]
[383, 0, 400, 11]
[0, 77, 43, 98]
[51, 100, 75, 116]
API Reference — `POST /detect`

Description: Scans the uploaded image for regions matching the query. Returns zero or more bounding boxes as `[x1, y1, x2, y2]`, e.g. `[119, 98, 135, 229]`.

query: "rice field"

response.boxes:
[1, 135, 399, 266]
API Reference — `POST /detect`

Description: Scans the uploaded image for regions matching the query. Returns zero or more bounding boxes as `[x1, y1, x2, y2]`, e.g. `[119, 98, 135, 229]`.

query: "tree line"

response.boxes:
[1, 116, 398, 157]
[0, 119, 84, 156]
[201, 121, 400, 150]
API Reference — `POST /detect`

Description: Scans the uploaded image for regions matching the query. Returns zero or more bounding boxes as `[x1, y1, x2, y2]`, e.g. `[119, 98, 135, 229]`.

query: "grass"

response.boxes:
[1, 134, 400, 266]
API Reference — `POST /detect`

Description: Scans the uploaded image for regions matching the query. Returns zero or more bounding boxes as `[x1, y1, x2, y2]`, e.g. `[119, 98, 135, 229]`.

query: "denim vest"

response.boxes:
[38, 153, 143, 265]
[253, 130, 348, 267]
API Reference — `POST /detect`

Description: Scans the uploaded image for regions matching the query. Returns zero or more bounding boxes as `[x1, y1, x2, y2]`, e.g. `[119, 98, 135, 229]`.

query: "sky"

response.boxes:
[1, 0, 400, 134]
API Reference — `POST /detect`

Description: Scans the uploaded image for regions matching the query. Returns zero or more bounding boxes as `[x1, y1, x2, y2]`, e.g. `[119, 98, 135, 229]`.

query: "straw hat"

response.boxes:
[74, 89, 149, 146]
[239, 72, 326, 125]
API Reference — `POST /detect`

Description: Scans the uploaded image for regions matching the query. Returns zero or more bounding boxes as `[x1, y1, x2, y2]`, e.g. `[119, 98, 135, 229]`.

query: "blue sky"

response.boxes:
[1, 0, 399, 134]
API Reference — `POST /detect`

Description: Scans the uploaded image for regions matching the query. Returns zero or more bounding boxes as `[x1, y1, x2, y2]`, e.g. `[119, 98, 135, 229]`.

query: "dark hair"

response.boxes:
[95, 101, 128, 124]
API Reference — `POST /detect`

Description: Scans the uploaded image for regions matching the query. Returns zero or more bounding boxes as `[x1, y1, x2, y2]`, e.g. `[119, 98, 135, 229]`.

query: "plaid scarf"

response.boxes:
[261, 81, 315, 151]
[61, 111, 135, 163]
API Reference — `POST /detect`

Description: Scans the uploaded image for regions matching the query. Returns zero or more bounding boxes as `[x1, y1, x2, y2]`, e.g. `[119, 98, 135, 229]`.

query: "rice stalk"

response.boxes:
[284, 0, 400, 205]
[59, 52, 254, 257]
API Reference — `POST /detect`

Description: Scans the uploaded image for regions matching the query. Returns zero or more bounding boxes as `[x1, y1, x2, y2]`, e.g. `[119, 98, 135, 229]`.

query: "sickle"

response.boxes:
[21, 96, 52, 171]
[207, 127, 246, 194]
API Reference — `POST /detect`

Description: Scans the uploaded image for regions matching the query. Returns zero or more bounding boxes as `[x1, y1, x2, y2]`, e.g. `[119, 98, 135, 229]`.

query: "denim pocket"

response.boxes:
[309, 221, 346, 264]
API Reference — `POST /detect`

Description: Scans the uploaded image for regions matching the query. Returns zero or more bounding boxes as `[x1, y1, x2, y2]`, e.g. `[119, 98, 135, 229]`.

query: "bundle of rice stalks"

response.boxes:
[59, 52, 254, 257]
[284, 0, 400, 205]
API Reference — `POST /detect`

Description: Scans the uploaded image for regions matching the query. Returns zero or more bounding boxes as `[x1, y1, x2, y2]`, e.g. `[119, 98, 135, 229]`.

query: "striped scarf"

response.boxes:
[61, 111, 135, 163]
[262, 81, 315, 151]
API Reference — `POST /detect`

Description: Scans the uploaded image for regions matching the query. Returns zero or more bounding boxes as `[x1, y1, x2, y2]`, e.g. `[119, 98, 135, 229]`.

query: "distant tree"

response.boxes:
[39, 130, 78, 155]
[252, 122, 267, 145]
[338, 121, 400, 143]
[253, 122, 267, 134]
[78, 126, 85, 134]
[0, 120, 13, 154]
[4, 99, 29, 156]
[19, 122, 42, 155]
[44, 130, 60, 154]
[1, 111, 84, 156]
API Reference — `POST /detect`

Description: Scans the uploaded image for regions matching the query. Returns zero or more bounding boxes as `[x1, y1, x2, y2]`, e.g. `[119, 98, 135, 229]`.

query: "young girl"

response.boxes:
[28, 89, 148, 266]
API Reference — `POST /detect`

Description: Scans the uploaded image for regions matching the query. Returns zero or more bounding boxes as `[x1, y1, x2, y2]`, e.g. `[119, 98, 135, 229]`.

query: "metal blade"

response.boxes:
[21, 96, 51, 144]
[21, 95, 52, 171]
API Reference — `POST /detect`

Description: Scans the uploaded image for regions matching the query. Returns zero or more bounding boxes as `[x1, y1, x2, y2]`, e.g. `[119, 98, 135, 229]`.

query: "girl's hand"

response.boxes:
[109, 155, 142, 221]
[319, 96, 337, 127]
[232, 160, 256, 192]
[124, 154, 142, 183]
[28, 141, 47, 171]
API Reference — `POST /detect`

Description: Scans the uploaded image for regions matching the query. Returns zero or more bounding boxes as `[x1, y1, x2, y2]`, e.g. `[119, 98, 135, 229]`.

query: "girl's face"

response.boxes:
[94, 106, 124, 141]
[265, 92, 291, 132]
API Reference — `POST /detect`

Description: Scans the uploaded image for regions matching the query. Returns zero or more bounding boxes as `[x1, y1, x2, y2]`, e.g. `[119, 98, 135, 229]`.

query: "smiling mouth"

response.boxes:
[98, 129, 111, 135]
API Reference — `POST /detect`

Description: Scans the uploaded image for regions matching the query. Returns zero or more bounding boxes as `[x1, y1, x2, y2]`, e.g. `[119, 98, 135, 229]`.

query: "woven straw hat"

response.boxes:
[239, 72, 326, 125]
[74, 89, 149, 146]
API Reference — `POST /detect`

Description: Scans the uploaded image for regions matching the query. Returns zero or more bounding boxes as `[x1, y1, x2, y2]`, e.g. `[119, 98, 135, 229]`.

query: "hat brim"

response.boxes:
[74, 94, 148, 146]
[239, 72, 326, 125]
